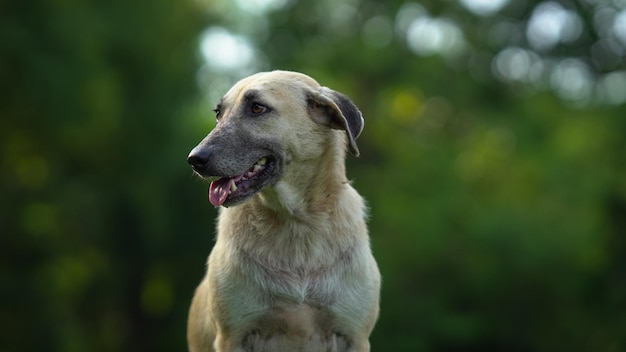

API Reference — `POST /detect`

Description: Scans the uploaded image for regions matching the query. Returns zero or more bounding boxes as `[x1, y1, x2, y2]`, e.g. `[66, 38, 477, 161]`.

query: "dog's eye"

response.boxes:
[213, 108, 221, 119]
[250, 103, 267, 115]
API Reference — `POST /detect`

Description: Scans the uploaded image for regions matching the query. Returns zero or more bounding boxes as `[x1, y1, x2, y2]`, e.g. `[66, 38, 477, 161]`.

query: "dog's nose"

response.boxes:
[187, 148, 210, 170]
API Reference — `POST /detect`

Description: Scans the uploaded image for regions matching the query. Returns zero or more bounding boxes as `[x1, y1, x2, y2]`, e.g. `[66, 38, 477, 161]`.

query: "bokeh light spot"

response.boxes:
[459, 0, 509, 16]
[200, 27, 255, 72]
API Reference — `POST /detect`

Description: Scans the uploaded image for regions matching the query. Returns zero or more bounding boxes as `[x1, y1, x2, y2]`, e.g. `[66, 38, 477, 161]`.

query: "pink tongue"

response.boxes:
[209, 178, 233, 206]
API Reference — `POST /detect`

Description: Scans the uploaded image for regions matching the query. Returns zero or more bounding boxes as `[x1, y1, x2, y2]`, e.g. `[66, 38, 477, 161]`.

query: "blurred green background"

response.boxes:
[2, 0, 626, 351]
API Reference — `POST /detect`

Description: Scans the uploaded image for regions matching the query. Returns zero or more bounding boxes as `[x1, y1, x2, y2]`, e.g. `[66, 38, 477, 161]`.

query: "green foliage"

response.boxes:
[2, 0, 626, 351]
[1, 0, 210, 351]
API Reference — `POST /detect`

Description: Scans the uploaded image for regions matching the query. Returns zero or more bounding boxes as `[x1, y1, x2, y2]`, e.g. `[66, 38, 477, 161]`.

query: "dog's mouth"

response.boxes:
[208, 156, 277, 207]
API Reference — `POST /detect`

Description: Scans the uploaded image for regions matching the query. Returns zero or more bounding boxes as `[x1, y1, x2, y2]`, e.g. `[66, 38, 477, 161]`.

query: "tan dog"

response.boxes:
[186, 71, 380, 352]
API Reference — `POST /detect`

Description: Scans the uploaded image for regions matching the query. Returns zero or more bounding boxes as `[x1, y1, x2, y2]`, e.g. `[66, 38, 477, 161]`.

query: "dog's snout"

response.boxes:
[187, 148, 210, 170]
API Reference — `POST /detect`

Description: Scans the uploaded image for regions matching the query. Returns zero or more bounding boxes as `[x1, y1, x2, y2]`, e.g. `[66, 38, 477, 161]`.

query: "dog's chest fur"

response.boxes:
[217, 200, 357, 304]
[207, 189, 370, 348]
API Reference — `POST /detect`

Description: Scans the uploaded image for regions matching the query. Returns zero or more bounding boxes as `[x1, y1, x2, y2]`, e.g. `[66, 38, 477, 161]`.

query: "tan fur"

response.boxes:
[187, 71, 380, 352]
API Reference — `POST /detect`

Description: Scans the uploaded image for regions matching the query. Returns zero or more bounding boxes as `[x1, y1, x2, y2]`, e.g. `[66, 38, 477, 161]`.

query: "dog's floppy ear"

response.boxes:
[307, 87, 364, 157]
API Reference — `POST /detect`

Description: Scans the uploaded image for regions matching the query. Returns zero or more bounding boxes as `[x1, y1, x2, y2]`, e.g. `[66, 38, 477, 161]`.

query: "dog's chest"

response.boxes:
[214, 207, 363, 332]
[239, 236, 348, 305]
[223, 211, 349, 301]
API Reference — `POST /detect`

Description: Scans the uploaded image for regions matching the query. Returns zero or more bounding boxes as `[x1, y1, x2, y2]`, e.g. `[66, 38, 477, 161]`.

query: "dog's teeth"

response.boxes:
[253, 164, 262, 172]
[230, 182, 237, 192]
[257, 157, 267, 166]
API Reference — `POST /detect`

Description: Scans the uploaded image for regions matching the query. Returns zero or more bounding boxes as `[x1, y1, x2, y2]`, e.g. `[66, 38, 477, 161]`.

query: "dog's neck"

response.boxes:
[253, 133, 349, 220]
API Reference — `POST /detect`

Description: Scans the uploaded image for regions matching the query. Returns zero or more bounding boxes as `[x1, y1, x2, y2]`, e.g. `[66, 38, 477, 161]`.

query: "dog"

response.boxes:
[186, 71, 380, 352]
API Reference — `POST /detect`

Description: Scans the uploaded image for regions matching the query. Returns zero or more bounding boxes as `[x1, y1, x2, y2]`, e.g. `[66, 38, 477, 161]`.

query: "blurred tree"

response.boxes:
[2, 0, 626, 351]
[1, 0, 210, 351]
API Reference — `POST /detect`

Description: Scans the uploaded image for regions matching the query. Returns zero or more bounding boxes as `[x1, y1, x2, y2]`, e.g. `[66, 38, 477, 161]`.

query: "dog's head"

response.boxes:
[187, 70, 364, 207]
